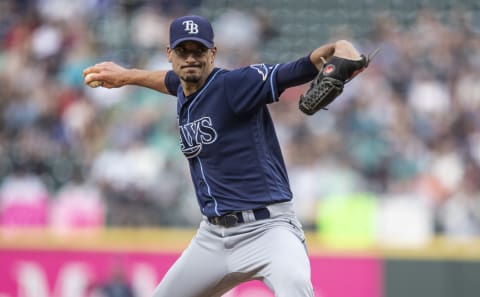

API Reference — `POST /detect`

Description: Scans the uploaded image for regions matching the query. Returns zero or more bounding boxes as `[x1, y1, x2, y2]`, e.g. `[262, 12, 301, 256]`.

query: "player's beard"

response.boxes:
[180, 66, 202, 83]
[181, 73, 201, 83]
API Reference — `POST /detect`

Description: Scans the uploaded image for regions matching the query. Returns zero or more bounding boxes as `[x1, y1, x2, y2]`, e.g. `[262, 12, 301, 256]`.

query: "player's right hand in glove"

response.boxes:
[299, 43, 378, 115]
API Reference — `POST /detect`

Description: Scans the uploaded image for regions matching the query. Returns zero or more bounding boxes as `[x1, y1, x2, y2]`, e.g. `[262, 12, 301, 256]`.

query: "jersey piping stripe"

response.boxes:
[186, 69, 222, 216]
[196, 156, 220, 216]
[269, 64, 280, 102]
[267, 64, 290, 197]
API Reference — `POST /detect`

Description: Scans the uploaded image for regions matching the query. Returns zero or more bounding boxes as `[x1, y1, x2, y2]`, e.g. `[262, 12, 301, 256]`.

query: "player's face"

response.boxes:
[167, 41, 216, 85]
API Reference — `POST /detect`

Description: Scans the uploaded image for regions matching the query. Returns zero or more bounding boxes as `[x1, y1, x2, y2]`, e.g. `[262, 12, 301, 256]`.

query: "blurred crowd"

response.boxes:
[0, 0, 480, 244]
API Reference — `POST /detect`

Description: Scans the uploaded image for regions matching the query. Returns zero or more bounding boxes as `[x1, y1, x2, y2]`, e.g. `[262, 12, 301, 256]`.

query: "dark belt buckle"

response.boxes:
[220, 214, 238, 227]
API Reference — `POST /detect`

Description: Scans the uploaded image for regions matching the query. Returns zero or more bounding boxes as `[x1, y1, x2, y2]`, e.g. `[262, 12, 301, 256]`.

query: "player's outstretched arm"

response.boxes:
[83, 61, 170, 94]
[309, 40, 363, 70]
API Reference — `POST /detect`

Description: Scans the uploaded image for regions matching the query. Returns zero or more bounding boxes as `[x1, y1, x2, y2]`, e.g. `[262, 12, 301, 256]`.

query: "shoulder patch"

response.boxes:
[249, 64, 269, 81]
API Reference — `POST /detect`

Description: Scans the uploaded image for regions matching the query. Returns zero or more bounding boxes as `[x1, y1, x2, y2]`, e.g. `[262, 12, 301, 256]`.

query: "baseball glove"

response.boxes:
[299, 48, 379, 115]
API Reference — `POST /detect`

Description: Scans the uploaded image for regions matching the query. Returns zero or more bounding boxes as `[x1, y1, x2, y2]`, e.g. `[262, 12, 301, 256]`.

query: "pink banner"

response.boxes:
[0, 249, 381, 297]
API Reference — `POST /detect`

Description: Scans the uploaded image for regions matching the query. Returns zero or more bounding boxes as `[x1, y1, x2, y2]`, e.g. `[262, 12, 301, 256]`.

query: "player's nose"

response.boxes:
[184, 53, 198, 62]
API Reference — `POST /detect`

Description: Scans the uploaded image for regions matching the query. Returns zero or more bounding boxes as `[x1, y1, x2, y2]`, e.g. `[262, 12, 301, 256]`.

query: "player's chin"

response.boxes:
[181, 74, 201, 83]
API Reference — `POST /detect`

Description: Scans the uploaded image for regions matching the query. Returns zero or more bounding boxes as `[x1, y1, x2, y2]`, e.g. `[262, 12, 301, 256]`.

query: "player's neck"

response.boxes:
[182, 82, 203, 97]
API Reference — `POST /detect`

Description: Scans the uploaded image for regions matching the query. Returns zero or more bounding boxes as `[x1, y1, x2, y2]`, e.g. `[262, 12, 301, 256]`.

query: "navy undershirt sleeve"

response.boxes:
[165, 70, 181, 96]
[276, 55, 319, 94]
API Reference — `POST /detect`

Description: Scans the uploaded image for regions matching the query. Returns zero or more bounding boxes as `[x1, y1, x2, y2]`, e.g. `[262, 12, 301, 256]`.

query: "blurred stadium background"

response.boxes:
[1, 0, 480, 296]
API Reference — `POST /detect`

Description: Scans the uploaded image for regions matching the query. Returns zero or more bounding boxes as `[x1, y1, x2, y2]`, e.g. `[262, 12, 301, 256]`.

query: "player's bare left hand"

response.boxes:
[83, 61, 130, 89]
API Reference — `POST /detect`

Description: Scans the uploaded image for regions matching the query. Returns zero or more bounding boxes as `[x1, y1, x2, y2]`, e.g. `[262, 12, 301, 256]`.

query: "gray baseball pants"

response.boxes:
[152, 201, 314, 297]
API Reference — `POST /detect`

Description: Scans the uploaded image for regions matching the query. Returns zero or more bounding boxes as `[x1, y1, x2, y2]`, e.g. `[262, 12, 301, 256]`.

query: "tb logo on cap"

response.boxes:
[182, 20, 199, 34]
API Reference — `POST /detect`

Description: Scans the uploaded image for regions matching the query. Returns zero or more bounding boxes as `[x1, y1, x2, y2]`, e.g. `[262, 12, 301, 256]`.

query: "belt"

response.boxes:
[208, 207, 270, 227]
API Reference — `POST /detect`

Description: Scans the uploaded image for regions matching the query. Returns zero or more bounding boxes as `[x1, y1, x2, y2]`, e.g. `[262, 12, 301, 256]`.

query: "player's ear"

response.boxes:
[166, 47, 173, 63]
[210, 46, 217, 63]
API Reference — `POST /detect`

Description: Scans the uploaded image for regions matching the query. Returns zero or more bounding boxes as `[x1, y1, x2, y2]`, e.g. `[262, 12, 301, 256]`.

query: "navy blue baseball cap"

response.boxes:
[169, 15, 214, 49]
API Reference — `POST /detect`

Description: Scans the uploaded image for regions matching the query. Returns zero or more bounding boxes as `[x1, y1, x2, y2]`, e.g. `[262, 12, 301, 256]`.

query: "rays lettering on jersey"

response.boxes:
[179, 116, 218, 158]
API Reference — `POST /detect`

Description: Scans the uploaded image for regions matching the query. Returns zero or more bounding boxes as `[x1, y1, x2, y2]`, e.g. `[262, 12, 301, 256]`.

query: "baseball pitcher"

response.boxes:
[83, 15, 371, 297]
